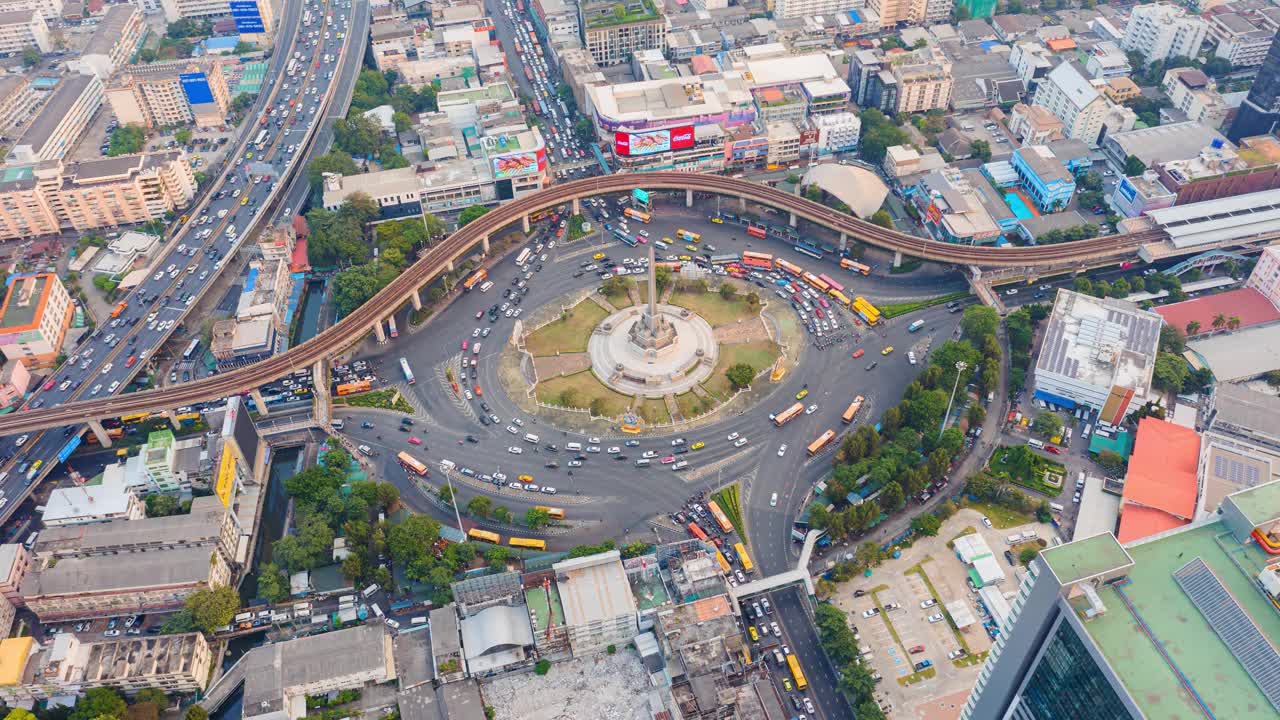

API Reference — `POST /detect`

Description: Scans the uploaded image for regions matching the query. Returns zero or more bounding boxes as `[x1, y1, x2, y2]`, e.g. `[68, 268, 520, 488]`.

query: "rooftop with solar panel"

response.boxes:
[1045, 481, 1280, 719]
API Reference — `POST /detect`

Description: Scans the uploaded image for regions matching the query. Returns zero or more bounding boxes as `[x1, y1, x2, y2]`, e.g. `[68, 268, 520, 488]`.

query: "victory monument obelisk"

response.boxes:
[627, 240, 678, 360]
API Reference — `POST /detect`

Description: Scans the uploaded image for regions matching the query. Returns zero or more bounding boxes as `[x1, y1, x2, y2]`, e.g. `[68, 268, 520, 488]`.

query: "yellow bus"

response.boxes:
[714, 550, 731, 574]
[734, 542, 754, 573]
[120, 412, 151, 425]
[675, 228, 701, 244]
[624, 208, 651, 223]
[774, 402, 805, 427]
[397, 451, 429, 476]
[830, 290, 852, 307]
[841, 396, 865, 424]
[852, 297, 881, 326]
[462, 269, 488, 291]
[468, 528, 501, 544]
[508, 537, 547, 551]
[786, 654, 808, 690]
[807, 429, 837, 456]
[534, 506, 565, 520]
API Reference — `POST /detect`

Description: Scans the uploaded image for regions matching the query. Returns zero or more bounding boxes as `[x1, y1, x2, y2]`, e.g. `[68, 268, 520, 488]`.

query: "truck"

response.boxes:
[908, 319, 925, 333]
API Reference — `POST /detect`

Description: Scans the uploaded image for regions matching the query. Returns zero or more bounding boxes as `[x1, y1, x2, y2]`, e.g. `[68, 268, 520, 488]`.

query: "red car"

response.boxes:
[473, 385, 483, 397]
[909, 645, 925, 654]
[851, 349, 865, 359]
[461, 340, 469, 351]
[408, 436, 422, 445]
[42, 380, 55, 391]
[1045, 445, 1062, 455]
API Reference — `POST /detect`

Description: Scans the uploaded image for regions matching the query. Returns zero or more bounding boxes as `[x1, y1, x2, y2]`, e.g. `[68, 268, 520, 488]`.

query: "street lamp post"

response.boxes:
[941, 361, 968, 439]
[444, 472, 464, 537]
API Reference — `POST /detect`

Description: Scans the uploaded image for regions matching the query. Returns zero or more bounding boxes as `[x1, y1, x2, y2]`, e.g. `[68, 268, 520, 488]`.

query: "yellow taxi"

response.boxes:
[691, 441, 705, 451]
[240, 196, 249, 205]
[710, 216, 724, 224]
[678, 254, 692, 261]
[748, 626, 760, 642]
[685, 244, 698, 252]
[518, 474, 534, 483]
[882, 346, 895, 355]
[592, 252, 606, 260]
[662, 237, 673, 244]
[796, 389, 809, 400]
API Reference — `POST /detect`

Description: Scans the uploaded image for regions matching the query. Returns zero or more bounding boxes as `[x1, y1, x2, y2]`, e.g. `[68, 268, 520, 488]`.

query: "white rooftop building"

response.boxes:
[42, 474, 145, 527]
[553, 550, 638, 656]
[1033, 290, 1163, 419]
[1121, 3, 1209, 65]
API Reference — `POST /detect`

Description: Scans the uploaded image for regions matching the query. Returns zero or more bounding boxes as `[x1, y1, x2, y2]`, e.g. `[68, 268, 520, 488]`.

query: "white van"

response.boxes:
[331, 419, 345, 430]
[479, 281, 494, 292]
[635, 459, 651, 467]
[371, 604, 384, 618]
[362, 583, 380, 598]
[524, 433, 540, 444]
[908, 351, 917, 365]
[566, 442, 582, 451]
[411, 616, 428, 626]
[1049, 502, 1065, 513]
[440, 459, 457, 472]
[672, 460, 688, 471]
[1027, 438, 1045, 450]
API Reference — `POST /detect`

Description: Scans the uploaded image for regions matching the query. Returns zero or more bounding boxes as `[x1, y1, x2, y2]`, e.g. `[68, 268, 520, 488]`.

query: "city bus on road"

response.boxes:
[400, 357, 415, 384]
[794, 242, 823, 259]
[802, 272, 830, 294]
[774, 402, 804, 427]
[786, 655, 808, 690]
[807, 429, 836, 456]
[254, 129, 269, 148]
[841, 396, 865, 424]
[830, 290, 852, 308]
[182, 338, 201, 361]
[397, 452, 429, 476]
[715, 549, 731, 573]
[706, 500, 734, 533]
[776, 259, 802, 276]
[841, 258, 871, 275]
[676, 228, 701, 243]
[746, 225, 767, 239]
[508, 537, 547, 550]
[462, 269, 488, 291]
[468, 528, 500, 544]
[388, 316, 398, 338]
[287, 58, 300, 76]
[688, 522, 710, 542]
[535, 506, 565, 520]
[336, 380, 372, 396]
[733, 542, 754, 573]
[908, 319, 926, 333]
[818, 274, 844, 293]
[515, 248, 532, 266]
[613, 229, 638, 247]
[852, 297, 880, 326]
[624, 208, 651, 223]
[741, 251, 773, 269]
[710, 254, 739, 265]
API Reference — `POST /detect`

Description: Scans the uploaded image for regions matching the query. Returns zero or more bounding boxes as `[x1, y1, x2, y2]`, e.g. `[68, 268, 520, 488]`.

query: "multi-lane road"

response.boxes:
[0, 0, 366, 520]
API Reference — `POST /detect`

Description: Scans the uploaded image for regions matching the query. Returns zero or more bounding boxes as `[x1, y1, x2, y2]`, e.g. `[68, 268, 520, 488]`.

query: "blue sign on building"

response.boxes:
[230, 0, 265, 33]
[1117, 178, 1138, 204]
[180, 72, 215, 105]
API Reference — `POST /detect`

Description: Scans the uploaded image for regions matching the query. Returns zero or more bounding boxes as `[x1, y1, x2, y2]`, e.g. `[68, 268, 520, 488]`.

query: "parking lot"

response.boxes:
[831, 508, 1057, 719]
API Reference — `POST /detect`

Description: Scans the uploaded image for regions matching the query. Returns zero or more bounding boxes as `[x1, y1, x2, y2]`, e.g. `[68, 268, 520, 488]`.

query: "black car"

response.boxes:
[401, 418, 414, 426]
[478, 416, 491, 426]
[544, 461, 559, 468]
[865, 361, 878, 371]
[398, 426, 410, 433]
[1004, 550, 1016, 566]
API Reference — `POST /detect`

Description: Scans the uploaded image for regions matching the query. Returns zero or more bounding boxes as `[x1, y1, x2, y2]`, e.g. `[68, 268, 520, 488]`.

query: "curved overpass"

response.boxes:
[0, 172, 1161, 435]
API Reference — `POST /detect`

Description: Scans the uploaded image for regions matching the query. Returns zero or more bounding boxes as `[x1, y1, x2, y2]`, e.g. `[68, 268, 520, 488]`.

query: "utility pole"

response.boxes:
[941, 361, 968, 439]
[444, 472, 464, 537]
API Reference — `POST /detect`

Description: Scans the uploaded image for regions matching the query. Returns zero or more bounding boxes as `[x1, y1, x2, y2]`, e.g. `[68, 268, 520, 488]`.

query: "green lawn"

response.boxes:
[669, 290, 759, 328]
[878, 292, 971, 319]
[524, 300, 609, 356]
[701, 341, 781, 399]
[962, 500, 1032, 529]
[637, 397, 670, 424]
[990, 445, 1067, 495]
[535, 370, 634, 417]
[675, 391, 712, 419]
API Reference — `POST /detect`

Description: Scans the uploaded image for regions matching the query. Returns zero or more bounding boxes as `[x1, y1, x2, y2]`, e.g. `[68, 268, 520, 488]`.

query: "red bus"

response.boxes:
[516, 0, 524, 10]
[746, 225, 767, 239]
[525, 67, 533, 81]
[741, 251, 773, 269]
[818, 274, 844, 293]
[688, 522, 709, 542]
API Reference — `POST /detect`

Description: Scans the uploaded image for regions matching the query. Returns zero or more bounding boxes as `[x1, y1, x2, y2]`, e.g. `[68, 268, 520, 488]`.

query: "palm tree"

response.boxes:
[1212, 313, 1227, 331]
[1227, 315, 1242, 331]
[1186, 320, 1201, 336]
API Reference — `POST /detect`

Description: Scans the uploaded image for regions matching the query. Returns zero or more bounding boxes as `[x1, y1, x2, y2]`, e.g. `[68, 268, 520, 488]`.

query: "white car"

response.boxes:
[507, 446, 523, 455]
[606, 446, 621, 454]
[861, 608, 880, 618]
[805, 404, 818, 415]
[586, 446, 601, 454]
[512, 418, 525, 427]
[671, 438, 686, 446]
[770, 492, 778, 507]
[927, 614, 945, 623]
[727, 432, 740, 441]
[14, 434, 28, 447]
[777, 444, 787, 457]
[920, 599, 937, 609]
[91, 384, 102, 395]
[734, 437, 749, 447]
[108, 381, 120, 393]
[642, 450, 658, 459]
[982, 516, 993, 528]
[506, 425, 519, 435]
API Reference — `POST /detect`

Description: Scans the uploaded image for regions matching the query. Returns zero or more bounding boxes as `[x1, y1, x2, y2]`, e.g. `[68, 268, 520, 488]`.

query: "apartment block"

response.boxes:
[0, 274, 72, 366]
[1162, 67, 1229, 129]
[1209, 12, 1273, 67]
[0, 76, 38, 138]
[0, 9, 49, 55]
[34, 495, 239, 563]
[9, 72, 103, 164]
[1011, 145, 1078, 212]
[1032, 62, 1133, 147]
[160, 0, 273, 26]
[0, 544, 31, 605]
[0, 633, 212, 704]
[23, 151, 197, 235]
[868, 0, 926, 27]
[1008, 102, 1065, 144]
[1246, 244, 1280, 312]
[106, 59, 231, 129]
[76, 4, 144, 79]
[579, 0, 665, 66]
[893, 47, 953, 113]
[1121, 2, 1209, 65]
[0, 0, 63, 21]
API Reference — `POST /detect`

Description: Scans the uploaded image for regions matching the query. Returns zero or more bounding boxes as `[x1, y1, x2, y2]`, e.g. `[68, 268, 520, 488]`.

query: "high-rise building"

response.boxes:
[8, 72, 103, 164]
[960, 481, 1280, 720]
[1227, 32, 1280, 142]
[0, 8, 49, 54]
[0, 274, 73, 366]
[867, 0, 926, 29]
[578, 0, 665, 67]
[105, 58, 232, 129]
[1121, 3, 1208, 65]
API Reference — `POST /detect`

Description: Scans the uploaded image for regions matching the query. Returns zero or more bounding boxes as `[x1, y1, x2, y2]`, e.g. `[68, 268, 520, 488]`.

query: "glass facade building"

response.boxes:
[1009, 620, 1135, 720]
[1227, 33, 1280, 141]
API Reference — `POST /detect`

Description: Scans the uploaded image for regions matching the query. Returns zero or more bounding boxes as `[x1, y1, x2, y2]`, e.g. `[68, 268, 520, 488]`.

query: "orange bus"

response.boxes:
[777, 259, 802, 276]
[741, 251, 774, 269]
[840, 258, 871, 275]
[774, 402, 804, 427]
[534, 506, 565, 520]
[688, 522, 709, 542]
[397, 451, 429, 476]
[462, 269, 488, 291]
[706, 500, 734, 533]
[624, 208, 651, 223]
[841, 395, 865, 424]
[336, 379, 372, 396]
[746, 225, 767, 239]
[807, 429, 836, 456]
[802, 272, 830, 293]
[110, 301, 129, 318]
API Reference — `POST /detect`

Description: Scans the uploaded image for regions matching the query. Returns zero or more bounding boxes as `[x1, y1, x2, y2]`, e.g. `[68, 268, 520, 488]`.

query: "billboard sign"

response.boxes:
[614, 126, 695, 157]
[491, 149, 545, 179]
[632, 188, 650, 204]
[230, 0, 266, 33]
[1117, 178, 1137, 203]
[215, 445, 236, 507]
[180, 72, 215, 106]
[56, 435, 81, 464]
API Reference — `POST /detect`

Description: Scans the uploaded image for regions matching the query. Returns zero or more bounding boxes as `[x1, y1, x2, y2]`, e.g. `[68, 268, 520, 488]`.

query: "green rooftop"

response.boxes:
[1041, 532, 1132, 585]
[1088, 428, 1134, 459]
[524, 584, 563, 632]
[1228, 480, 1280, 527]
[1082, 521, 1280, 720]
[583, 0, 660, 28]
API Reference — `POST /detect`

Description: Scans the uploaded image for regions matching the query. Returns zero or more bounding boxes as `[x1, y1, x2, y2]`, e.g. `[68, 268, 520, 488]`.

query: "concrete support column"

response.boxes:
[445, 259, 455, 273]
[522, 214, 530, 233]
[686, 189, 693, 208]
[373, 320, 387, 343]
[789, 212, 797, 228]
[88, 419, 113, 448]
[164, 410, 181, 430]
[893, 251, 903, 268]
[573, 197, 581, 215]
[839, 233, 848, 253]
[251, 388, 269, 417]
[409, 290, 422, 311]
[739, 197, 746, 210]
[481, 235, 490, 255]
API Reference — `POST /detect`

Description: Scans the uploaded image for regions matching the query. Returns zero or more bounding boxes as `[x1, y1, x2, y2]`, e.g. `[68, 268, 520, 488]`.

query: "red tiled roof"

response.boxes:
[1118, 417, 1200, 543]
[1154, 288, 1280, 337]
[291, 237, 311, 274]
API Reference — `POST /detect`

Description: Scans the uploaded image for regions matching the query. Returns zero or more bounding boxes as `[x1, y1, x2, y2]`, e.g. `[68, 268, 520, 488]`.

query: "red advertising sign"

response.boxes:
[614, 132, 631, 156]
[799, 128, 819, 146]
[670, 125, 694, 150]
[615, 125, 696, 156]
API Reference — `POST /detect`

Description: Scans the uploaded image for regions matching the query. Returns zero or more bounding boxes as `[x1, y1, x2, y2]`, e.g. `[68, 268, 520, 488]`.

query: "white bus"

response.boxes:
[515, 248, 532, 266]
[254, 129, 269, 148]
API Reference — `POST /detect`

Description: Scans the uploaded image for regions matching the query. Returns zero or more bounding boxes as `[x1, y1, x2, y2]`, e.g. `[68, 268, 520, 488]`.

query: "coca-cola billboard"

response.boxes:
[614, 125, 696, 156]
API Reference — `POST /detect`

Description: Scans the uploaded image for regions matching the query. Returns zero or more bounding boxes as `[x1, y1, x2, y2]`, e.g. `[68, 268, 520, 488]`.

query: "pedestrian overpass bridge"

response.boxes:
[728, 531, 821, 608]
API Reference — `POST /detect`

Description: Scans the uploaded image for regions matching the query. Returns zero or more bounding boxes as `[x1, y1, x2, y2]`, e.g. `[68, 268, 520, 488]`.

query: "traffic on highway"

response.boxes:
[0, 0, 358, 523]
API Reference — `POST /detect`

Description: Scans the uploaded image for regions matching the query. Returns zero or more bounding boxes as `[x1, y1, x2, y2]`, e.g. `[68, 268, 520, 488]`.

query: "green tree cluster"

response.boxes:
[814, 604, 886, 719]
[306, 151, 361, 191]
[107, 126, 146, 156]
[725, 362, 755, 389]
[1035, 224, 1099, 245]
[857, 109, 910, 164]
